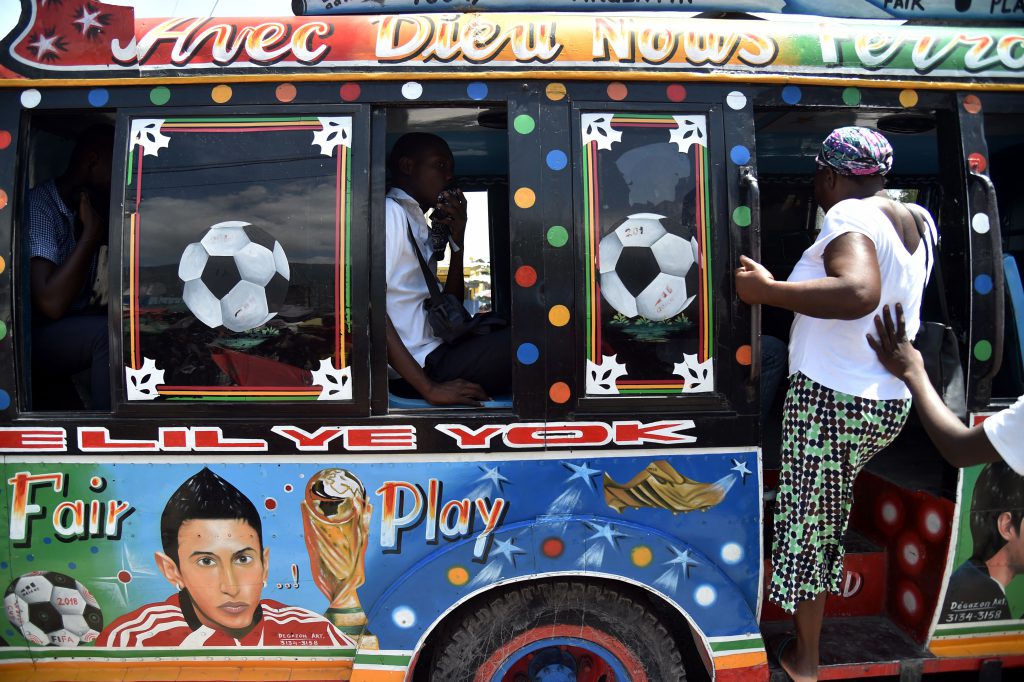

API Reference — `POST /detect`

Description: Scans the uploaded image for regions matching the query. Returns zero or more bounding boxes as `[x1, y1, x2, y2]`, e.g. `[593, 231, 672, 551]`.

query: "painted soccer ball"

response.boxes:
[4, 571, 103, 647]
[598, 213, 699, 321]
[178, 221, 290, 333]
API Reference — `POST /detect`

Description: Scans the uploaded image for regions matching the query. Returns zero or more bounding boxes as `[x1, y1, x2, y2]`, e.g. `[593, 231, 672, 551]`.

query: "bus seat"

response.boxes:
[388, 393, 513, 409]
[1004, 254, 1024, 372]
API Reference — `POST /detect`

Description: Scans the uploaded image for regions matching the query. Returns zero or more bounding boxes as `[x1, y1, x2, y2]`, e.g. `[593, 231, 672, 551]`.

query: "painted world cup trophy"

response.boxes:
[301, 469, 376, 648]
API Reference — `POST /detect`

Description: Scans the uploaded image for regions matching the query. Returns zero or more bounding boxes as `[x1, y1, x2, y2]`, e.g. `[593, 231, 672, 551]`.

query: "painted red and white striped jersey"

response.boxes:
[96, 593, 354, 648]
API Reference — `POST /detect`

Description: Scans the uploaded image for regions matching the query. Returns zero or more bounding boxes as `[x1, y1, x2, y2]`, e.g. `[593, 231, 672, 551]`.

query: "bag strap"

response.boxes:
[403, 213, 447, 308]
[908, 203, 952, 327]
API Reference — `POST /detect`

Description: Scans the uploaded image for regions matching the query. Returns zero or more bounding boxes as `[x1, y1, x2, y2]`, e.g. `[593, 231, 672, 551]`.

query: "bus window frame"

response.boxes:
[110, 103, 372, 419]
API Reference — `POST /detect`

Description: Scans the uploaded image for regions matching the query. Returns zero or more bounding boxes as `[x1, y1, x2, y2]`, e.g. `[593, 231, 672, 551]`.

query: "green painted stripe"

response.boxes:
[167, 116, 319, 123]
[710, 637, 764, 653]
[617, 388, 678, 395]
[326, 607, 366, 615]
[353, 653, 412, 666]
[934, 622, 1024, 637]
[0, 648, 355, 661]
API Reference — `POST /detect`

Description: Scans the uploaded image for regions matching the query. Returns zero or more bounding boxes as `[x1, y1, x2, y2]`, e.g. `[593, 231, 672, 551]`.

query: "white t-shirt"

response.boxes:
[385, 187, 442, 367]
[982, 395, 1024, 475]
[787, 199, 936, 400]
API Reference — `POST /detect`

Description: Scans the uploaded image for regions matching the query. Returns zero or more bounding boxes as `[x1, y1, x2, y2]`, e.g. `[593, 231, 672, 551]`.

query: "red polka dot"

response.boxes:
[0, 131, 11, 150]
[607, 82, 628, 101]
[340, 83, 361, 101]
[0, 190, 7, 210]
[284, 484, 293, 493]
[666, 84, 687, 102]
[963, 94, 982, 114]
[735, 345, 752, 366]
[515, 265, 537, 287]
[264, 498, 278, 510]
[542, 537, 564, 558]
[968, 152, 987, 173]
[275, 83, 297, 103]
[117, 571, 132, 583]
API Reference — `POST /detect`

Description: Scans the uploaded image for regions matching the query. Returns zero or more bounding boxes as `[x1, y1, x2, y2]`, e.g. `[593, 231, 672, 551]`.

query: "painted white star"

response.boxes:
[74, 8, 103, 35]
[491, 537, 526, 566]
[477, 465, 510, 492]
[665, 546, 698, 577]
[563, 461, 600, 491]
[29, 33, 60, 59]
[730, 458, 752, 483]
[585, 521, 627, 548]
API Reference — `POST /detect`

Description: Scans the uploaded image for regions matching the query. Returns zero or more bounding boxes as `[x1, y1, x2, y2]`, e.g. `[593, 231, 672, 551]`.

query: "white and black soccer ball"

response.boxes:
[178, 221, 290, 333]
[599, 213, 699, 321]
[4, 571, 103, 647]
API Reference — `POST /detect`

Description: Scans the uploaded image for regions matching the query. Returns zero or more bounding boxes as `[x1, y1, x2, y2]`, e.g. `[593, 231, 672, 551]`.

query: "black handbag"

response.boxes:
[908, 204, 967, 421]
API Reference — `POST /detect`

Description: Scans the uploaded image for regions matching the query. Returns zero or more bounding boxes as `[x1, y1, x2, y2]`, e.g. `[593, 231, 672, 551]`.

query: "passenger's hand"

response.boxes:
[78, 192, 103, 246]
[867, 303, 924, 381]
[424, 378, 487, 407]
[434, 188, 468, 247]
[735, 255, 775, 305]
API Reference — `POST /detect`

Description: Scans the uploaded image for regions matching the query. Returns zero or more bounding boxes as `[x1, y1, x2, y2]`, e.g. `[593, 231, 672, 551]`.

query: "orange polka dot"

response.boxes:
[963, 95, 982, 114]
[968, 152, 987, 173]
[275, 83, 297, 103]
[607, 82, 628, 101]
[0, 256, 5, 275]
[736, 345, 752, 366]
[549, 382, 571, 404]
[0, 189, 7, 210]
[898, 89, 918, 108]
[548, 305, 570, 327]
[211, 85, 232, 103]
[447, 566, 469, 586]
[546, 83, 567, 101]
[514, 187, 536, 209]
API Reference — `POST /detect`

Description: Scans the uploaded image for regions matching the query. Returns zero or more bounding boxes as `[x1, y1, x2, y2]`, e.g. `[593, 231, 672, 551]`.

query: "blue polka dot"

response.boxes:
[467, 82, 488, 101]
[730, 145, 751, 165]
[0, 562, 7, 569]
[5, 630, 14, 639]
[90, 546, 100, 554]
[88, 88, 109, 107]
[517, 343, 539, 365]
[43, 537, 51, 544]
[0, 390, 9, 410]
[975, 274, 993, 295]
[67, 562, 77, 570]
[546, 150, 568, 171]
[782, 85, 802, 104]
[26, 554, 34, 562]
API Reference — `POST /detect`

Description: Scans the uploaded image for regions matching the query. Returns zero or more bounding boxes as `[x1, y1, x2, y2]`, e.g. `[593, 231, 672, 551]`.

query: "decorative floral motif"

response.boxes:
[669, 116, 708, 153]
[674, 354, 714, 393]
[586, 355, 628, 395]
[311, 358, 352, 400]
[312, 117, 352, 157]
[130, 119, 169, 157]
[581, 113, 622, 150]
[125, 358, 164, 401]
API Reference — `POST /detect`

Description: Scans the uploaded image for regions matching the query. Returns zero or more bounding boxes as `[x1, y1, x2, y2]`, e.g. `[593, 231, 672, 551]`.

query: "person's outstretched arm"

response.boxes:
[867, 303, 1000, 468]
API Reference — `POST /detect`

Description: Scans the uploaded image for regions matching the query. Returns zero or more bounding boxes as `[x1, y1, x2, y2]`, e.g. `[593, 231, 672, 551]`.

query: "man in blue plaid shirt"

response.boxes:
[28, 125, 113, 410]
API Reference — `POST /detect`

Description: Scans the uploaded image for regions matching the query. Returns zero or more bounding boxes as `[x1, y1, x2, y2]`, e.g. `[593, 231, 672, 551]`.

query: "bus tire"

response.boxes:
[427, 580, 688, 682]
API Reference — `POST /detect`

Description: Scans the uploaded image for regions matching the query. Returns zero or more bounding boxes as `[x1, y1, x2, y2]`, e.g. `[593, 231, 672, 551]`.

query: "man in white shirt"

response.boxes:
[385, 133, 510, 406]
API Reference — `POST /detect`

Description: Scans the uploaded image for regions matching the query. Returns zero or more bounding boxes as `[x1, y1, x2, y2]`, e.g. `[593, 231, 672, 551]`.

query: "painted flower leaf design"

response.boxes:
[125, 358, 165, 400]
[130, 119, 170, 157]
[581, 113, 622, 151]
[673, 354, 714, 393]
[311, 359, 352, 400]
[312, 117, 353, 157]
[670, 116, 708, 153]
[586, 355, 628, 395]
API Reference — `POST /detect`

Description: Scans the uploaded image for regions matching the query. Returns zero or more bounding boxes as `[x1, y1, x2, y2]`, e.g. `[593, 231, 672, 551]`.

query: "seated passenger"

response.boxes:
[28, 124, 113, 410]
[385, 133, 510, 406]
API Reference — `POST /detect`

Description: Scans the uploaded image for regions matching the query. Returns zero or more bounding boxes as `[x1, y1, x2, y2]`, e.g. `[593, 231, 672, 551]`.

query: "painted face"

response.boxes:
[407, 144, 455, 207]
[175, 518, 268, 635]
[1006, 517, 1024, 576]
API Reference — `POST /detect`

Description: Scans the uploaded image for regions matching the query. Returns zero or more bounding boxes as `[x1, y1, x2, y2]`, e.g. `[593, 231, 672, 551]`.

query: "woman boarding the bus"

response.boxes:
[736, 127, 936, 682]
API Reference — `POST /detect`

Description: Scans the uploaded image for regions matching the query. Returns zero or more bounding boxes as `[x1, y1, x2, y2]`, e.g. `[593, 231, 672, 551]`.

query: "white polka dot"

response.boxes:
[695, 584, 717, 607]
[721, 543, 743, 564]
[392, 606, 416, 628]
[21, 89, 41, 108]
[925, 511, 942, 536]
[881, 501, 898, 525]
[902, 543, 921, 566]
[972, 213, 990, 234]
[402, 82, 423, 100]
[902, 588, 918, 614]
[726, 91, 747, 110]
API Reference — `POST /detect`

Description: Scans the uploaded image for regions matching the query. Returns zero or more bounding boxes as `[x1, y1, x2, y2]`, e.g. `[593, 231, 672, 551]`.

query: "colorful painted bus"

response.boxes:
[1, 0, 1023, 680]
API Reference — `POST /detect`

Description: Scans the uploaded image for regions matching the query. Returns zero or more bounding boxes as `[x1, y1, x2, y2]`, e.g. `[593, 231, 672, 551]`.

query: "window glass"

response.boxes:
[435, 189, 492, 314]
[122, 116, 354, 402]
[581, 112, 713, 396]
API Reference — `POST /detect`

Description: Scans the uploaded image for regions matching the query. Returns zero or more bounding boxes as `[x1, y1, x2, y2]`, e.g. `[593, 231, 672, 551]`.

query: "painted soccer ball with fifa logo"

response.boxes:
[178, 221, 291, 333]
[598, 213, 699, 321]
[4, 571, 103, 646]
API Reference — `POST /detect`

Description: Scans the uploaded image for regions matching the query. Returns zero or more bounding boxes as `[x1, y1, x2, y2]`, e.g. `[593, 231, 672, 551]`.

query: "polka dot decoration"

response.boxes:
[401, 82, 423, 100]
[546, 150, 567, 171]
[666, 84, 687, 102]
[515, 265, 537, 287]
[467, 82, 488, 100]
[735, 345, 752, 366]
[542, 537, 564, 557]
[0, 131, 10, 149]
[963, 94, 982, 114]
[842, 87, 862, 106]
[211, 85, 232, 103]
[781, 85, 801, 105]
[547, 225, 568, 248]
[548, 305, 570, 327]
[275, 83, 297, 103]
[340, 83, 361, 101]
[0, 390, 9, 410]
[514, 187, 536, 208]
[972, 213, 990, 234]
[607, 82, 628, 101]
[517, 343, 539, 365]
[974, 340, 992, 362]
[21, 89, 41, 108]
[0, 256, 5, 274]
[726, 91, 747, 110]
[513, 114, 536, 135]
[88, 88, 109, 107]
[732, 206, 751, 227]
[730, 145, 751, 165]
[975, 274, 993, 295]
[631, 545, 653, 567]
[968, 152, 987, 173]
[549, 382, 571, 404]
[899, 89, 919, 108]
[0, 190, 7, 210]
[0, 321, 6, 341]
[545, 83, 567, 101]
[447, 566, 469, 586]
[149, 86, 171, 106]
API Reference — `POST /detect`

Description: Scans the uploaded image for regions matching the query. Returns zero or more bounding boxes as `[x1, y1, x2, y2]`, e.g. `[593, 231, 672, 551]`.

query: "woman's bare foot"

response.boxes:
[777, 635, 818, 682]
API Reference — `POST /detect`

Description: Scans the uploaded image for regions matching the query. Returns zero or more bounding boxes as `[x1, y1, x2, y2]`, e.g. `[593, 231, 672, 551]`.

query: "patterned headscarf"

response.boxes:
[815, 126, 893, 176]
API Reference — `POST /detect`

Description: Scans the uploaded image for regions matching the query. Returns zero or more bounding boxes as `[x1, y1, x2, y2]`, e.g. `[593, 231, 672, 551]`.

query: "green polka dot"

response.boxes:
[842, 87, 862, 106]
[0, 320, 6, 340]
[149, 87, 171, 105]
[547, 225, 569, 247]
[974, 340, 992, 362]
[513, 114, 536, 135]
[733, 206, 751, 227]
